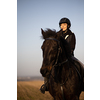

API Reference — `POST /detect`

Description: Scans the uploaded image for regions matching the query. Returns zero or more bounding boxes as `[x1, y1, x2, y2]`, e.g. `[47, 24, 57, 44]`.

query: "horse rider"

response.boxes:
[40, 17, 84, 94]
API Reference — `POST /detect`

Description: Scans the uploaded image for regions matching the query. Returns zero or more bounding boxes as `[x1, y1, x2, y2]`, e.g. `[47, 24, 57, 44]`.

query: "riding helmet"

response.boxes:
[59, 17, 71, 28]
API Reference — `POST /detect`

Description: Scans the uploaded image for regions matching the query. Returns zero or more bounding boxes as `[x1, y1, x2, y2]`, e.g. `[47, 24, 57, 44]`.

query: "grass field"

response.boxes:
[17, 81, 84, 100]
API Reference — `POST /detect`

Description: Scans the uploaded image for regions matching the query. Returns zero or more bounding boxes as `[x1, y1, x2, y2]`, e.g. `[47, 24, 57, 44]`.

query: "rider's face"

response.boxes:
[60, 23, 68, 31]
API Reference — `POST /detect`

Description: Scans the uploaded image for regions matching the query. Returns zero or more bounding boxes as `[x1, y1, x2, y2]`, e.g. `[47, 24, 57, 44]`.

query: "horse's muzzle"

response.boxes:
[40, 67, 50, 77]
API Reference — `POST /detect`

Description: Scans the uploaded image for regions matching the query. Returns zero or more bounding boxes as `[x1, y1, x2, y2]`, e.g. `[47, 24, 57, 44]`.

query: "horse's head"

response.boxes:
[40, 28, 71, 78]
[40, 29, 60, 77]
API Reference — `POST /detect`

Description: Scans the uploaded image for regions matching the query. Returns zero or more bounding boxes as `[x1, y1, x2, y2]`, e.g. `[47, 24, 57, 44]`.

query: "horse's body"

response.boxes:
[40, 29, 84, 100]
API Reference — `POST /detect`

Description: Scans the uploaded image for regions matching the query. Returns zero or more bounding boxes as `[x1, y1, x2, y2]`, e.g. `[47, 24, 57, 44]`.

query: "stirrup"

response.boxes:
[40, 84, 46, 94]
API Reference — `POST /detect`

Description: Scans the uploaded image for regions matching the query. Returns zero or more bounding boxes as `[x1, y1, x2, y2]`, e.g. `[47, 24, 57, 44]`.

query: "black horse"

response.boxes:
[40, 28, 84, 100]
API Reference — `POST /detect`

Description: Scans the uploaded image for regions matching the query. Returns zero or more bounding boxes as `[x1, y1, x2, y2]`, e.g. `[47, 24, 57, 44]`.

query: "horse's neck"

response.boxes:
[54, 64, 69, 83]
[53, 45, 70, 82]
[55, 52, 69, 82]
[59, 49, 68, 64]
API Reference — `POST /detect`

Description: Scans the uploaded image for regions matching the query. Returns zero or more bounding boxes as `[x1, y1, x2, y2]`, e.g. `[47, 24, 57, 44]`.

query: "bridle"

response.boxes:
[45, 38, 69, 100]
[45, 38, 68, 68]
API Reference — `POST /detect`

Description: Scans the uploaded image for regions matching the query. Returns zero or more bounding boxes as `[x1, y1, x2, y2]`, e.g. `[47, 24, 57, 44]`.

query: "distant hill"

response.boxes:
[17, 76, 44, 81]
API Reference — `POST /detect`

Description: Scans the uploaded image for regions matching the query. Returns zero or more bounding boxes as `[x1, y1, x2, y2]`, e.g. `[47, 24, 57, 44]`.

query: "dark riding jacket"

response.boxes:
[61, 29, 76, 56]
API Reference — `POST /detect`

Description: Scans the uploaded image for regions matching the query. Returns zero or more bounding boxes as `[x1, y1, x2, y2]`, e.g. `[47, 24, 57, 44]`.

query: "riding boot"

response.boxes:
[40, 77, 49, 94]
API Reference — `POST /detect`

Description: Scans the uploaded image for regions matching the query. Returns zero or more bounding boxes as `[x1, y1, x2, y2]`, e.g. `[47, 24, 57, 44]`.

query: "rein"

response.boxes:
[46, 38, 68, 67]
[46, 38, 68, 71]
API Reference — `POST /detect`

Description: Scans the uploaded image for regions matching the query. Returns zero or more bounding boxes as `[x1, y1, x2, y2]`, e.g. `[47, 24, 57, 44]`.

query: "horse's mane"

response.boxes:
[41, 28, 71, 48]
[41, 28, 56, 39]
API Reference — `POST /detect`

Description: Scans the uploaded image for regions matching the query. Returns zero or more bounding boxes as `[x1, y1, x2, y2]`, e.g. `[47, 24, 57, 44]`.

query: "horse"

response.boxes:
[40, 28, 84, 100]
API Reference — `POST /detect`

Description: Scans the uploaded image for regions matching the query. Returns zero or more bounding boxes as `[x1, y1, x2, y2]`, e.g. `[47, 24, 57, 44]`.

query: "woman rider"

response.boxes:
[40, 17, 84, 94]
[59, 17, 76, 56]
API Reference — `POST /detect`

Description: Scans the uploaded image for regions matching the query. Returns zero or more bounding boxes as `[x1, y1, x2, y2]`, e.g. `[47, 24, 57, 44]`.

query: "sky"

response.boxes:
[17, 0, 84, 77]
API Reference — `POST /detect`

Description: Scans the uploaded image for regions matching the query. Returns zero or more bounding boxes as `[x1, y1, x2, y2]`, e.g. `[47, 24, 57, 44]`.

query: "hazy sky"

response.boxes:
[17, 0, 84, 77]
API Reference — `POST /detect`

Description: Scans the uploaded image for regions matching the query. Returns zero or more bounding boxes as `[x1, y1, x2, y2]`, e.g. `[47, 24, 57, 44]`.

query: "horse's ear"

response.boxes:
[41, 28, 45, 35]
